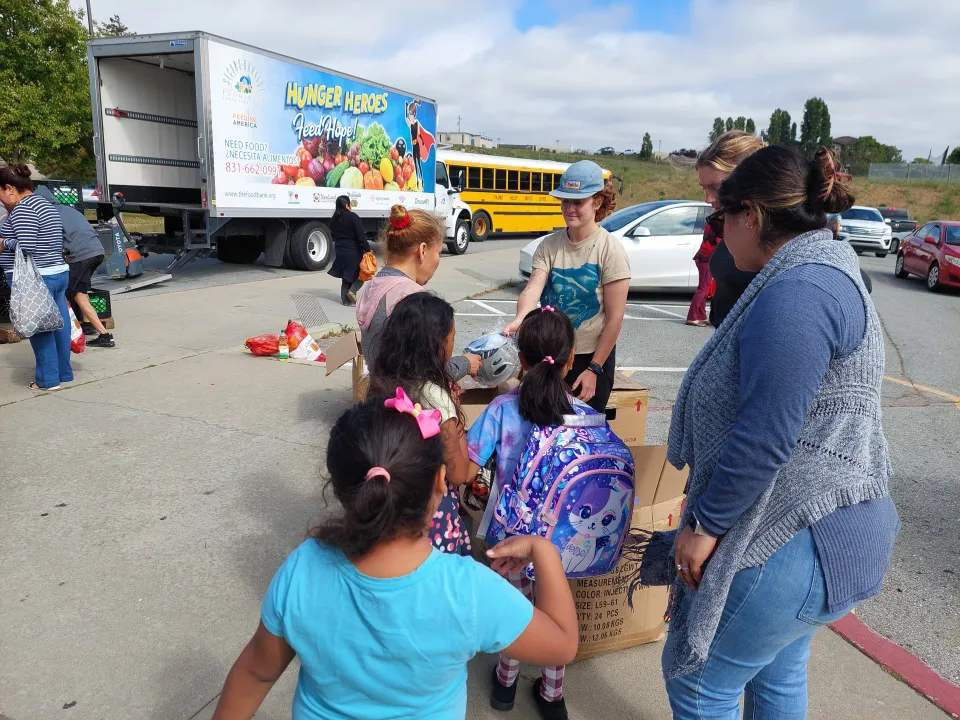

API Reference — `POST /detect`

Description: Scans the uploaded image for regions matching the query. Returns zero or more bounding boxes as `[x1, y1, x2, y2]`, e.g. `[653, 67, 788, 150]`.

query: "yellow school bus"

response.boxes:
[437, 150, 611, 241]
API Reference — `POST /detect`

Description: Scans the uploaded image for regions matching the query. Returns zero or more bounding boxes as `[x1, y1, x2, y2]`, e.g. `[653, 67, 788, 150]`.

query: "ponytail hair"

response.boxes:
[311, 396, 445, 558]
[517, 308, 576, 425]
[0, 164, 34, 192]
[379, 204, 444, 261]
[333, 194, 350, 221]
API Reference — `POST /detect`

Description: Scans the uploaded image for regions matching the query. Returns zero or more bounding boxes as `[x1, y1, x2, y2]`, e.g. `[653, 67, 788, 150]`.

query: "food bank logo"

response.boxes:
[221, 59, 264, 106]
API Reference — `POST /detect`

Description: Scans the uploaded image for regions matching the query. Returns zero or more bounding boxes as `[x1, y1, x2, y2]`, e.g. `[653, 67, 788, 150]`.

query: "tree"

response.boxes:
[912, 157, 932, 164]
[840, 136, 904, 173]
[799, 97, 833, 157]
[639, 132, 653, 160]
[947, 147, 960, 165]
[0, 0, 95, 179]
[725, 117, 734, 132]
[96, 14, 132, 37]
[745, 118, 756, 135]
[733, 116, 746, 131]
[709, 117, 725, 142]
[764, 109, 794, 146]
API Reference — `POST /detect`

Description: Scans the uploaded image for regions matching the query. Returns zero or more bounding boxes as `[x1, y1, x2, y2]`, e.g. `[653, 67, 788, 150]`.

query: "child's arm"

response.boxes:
[211, 622, 295, 720]
[487, 537, 579, 666]
[442, 418, 472, 486]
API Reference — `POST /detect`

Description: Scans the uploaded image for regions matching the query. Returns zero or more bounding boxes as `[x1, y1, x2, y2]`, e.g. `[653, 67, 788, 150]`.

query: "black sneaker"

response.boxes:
[81, 322, 96, 336]
[89, 333, 115, 348]
[490, 666, 517, 712]
[532, 678, 568, 720]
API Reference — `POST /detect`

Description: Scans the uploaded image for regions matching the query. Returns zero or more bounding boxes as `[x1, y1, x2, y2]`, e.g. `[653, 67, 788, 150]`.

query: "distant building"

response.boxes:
[438, 132, 496, 148]
[499, 142, 574, 154]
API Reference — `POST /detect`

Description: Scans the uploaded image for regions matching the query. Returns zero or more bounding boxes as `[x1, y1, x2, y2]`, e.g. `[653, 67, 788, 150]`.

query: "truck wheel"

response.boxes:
[218, 236, 263, 264]
[447, 219, 470, 255]
[875, 251, 887, 259]
[289, 220, 333, 271]
[471, 211, 492, 242]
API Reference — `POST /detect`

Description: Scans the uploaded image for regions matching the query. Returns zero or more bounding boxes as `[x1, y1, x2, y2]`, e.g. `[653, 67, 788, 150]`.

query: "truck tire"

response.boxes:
[218, 236, 263, 264]
[447, 218, 470, 255]
[471, 211, 492, 242]
[875, 251, 887, 259]
[289, 220, 333, 271]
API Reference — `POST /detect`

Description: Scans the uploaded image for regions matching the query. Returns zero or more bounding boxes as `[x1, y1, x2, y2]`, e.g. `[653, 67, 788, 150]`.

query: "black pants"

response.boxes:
[340, 279, 362, 304]
[565, 346, 616, 413]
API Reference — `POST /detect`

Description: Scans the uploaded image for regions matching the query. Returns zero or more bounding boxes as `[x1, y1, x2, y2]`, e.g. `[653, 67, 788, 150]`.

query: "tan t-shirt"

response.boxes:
[532, 227, 631, 354]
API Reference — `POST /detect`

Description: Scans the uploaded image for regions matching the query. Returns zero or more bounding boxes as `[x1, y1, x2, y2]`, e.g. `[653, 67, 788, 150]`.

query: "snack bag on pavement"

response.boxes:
[245, 333, 280, 356]
[285, 320, 324, 362]
[68, 304, 85, 354]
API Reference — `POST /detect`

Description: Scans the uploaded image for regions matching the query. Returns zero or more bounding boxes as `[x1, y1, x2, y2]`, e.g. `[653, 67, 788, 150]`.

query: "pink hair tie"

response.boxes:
[542, 356, 555, 365]
[541, 305, 555, 313]
[365, 467, 391, 483]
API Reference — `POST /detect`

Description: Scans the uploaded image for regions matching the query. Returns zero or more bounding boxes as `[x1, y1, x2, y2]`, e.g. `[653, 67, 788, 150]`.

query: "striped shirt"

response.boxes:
[0, 193, 67, 275]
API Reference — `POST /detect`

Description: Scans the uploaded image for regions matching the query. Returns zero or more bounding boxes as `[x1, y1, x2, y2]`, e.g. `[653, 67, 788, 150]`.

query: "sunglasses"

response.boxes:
[706, 203, 745, 237]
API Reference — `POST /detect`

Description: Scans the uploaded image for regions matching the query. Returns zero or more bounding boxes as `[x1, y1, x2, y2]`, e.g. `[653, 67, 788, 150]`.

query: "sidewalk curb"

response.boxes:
[831, 614, 960, 717]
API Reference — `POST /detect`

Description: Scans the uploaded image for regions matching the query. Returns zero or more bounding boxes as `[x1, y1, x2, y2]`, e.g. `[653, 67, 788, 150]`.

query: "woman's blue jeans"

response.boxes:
[662, 529, 853, 719]
[7, 270, 73, 388]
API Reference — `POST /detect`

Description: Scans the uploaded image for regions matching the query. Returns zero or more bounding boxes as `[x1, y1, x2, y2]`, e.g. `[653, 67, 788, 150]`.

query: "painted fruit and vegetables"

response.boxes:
[272, 122, 422, 192]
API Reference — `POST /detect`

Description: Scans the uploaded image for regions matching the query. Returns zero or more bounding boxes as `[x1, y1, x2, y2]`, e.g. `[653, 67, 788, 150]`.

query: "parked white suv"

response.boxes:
[838, 206, 893, 258]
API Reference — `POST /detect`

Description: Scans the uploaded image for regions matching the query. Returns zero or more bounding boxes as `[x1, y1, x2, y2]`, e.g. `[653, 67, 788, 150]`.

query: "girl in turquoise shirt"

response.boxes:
[212, 394, 578, 720]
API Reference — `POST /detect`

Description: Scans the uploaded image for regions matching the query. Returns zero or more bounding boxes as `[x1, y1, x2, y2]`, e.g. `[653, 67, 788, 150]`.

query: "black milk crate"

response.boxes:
[88, 288, 112, 319]
[35, 180, 85, 214]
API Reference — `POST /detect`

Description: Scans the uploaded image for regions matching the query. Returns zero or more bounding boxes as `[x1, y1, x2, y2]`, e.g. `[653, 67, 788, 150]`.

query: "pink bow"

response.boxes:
[384, 387, 442, 439]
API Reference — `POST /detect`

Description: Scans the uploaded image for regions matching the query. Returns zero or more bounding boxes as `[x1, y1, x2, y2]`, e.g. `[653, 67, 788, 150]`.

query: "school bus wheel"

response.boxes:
[471, 211, 492, 242]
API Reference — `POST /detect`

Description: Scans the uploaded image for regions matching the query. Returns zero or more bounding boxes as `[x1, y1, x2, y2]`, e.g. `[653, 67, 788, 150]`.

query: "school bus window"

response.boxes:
[447, 164, 466, 189]
[468, 167, 481, 189]
[482, 168, 494, 189]
[554, 174, 562, 189]
[520, 171, 530, 192]
[532, 173, 542, 192]
[507, 171, 518, 191]
[543, 173, 554, 191]
[495, 169, 506, 190]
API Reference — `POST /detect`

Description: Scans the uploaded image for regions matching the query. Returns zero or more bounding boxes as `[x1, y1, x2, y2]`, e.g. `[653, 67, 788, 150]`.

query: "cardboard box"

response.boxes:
[606, 372, 649, 446]
[324, 331, 367, 401]
[570, 444, 686, 662]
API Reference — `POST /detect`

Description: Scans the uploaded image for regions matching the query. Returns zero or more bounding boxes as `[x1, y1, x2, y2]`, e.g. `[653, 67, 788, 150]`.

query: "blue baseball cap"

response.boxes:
[550, 160, 604, 199]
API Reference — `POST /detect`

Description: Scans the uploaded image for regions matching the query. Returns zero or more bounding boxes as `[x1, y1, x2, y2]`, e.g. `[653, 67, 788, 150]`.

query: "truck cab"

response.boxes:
[434, 161, 471, 255]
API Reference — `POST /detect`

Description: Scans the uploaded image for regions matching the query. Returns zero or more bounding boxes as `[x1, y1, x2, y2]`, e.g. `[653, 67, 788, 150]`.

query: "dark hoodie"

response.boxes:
[34, 186, 103, 263]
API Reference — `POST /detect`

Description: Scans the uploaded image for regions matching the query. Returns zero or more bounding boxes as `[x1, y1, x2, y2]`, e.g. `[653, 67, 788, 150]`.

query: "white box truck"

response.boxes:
[87, 31, 473, 271]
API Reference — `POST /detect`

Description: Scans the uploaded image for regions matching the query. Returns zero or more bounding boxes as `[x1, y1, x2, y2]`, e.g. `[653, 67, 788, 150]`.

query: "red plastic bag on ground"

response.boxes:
[285, 320, 325, 362]
[68, 305, 85, 354]
[245, 333, 280, 356]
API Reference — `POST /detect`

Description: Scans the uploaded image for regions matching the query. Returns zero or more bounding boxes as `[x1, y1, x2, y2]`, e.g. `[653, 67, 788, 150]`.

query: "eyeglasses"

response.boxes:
[706, 203, 744, 237]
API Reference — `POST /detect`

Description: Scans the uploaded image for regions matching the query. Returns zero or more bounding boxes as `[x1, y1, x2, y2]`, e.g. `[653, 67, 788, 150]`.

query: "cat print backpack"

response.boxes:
[485, 407, 635, 580]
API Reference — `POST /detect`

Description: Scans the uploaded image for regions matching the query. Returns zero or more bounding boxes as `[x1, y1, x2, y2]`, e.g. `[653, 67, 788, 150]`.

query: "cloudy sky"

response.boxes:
[75, 0, 960, 161]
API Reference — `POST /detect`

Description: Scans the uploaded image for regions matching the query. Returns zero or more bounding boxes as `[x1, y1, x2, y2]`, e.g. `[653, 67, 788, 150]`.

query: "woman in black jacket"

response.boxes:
[328, 195, 371, 305]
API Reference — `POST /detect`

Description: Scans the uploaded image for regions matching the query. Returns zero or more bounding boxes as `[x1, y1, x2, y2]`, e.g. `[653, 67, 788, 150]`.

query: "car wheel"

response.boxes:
[875, 251, 887, 259]
[894, 254, 909, 279]
[890, 239, 900, 254]
[289, 220, 333, 271]
[471, 211, 492, 242]
[446, 218, 470, 255]
[926, 263, 941, 292]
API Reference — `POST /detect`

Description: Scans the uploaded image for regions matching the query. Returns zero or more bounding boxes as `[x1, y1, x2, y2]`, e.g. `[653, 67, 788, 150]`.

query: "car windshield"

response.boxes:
[946, 227, 960, 246]
[841, 208, 884, 222]
[601, 201, 680, 232]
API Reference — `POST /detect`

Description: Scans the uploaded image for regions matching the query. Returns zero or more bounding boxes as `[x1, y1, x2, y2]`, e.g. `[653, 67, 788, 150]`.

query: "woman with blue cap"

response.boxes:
[504, 160, 629, 413]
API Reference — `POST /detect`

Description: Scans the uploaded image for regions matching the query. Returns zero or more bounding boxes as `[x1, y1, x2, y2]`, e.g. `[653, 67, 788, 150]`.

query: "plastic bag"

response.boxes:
[68, 304, 85, 354]
[707, 278, 716, 300]
[9, 248, 64, 338]
[245, 333, 280, 356]
[464, 331, 520, 387]
[358, 251, 378, 282]
[285, 320, 324, 362]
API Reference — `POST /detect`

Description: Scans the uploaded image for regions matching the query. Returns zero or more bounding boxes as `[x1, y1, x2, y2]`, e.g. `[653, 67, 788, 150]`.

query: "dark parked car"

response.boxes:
[877, 206, 918, 254]
[895, 221, 960, 291]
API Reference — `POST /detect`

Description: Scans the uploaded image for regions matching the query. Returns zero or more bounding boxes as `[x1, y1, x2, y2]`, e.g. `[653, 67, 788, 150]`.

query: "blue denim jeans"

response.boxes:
[662, 528, 853, 719]
[7, 270, 74, 388]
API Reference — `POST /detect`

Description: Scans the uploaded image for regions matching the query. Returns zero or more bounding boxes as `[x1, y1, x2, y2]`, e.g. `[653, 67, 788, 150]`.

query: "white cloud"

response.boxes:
[77, 0, 960, 160]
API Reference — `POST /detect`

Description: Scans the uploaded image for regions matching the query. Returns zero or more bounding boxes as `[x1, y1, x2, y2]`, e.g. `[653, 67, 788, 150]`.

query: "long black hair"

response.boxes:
[517, 308, 576, 425]
[333, 194, 351, 221]
[311, 396, 445, 557]
[369, 292, 460, 422]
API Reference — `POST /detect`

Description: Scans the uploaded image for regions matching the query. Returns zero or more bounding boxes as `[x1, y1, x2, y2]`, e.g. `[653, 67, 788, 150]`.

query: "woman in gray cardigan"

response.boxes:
[659, 146, 899, 718]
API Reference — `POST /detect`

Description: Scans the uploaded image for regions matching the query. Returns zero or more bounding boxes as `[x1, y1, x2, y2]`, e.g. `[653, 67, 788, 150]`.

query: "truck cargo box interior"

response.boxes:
[98, 53, 202, 206]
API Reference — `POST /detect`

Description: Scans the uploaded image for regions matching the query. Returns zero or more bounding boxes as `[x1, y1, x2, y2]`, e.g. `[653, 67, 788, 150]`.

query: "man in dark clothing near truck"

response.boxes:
[34, 186, 115, 348]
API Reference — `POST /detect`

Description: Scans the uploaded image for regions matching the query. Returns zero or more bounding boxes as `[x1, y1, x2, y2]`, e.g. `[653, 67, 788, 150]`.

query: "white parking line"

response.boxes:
[620, 366, 689, 373]
[467, 299, 508, 315]
[640, 305, 687, 319]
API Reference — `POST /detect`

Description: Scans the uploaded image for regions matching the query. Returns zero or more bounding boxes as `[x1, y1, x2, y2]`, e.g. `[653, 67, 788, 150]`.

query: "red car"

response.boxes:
[894, 221, 960, 291]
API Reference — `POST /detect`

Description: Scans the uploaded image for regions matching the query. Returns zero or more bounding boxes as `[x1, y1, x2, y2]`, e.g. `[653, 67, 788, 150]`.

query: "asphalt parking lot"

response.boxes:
[452, 253, 960, 685]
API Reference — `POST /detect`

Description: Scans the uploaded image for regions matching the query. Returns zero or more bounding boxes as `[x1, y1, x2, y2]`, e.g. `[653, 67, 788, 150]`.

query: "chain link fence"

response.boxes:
[868, 163, 960, 182]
